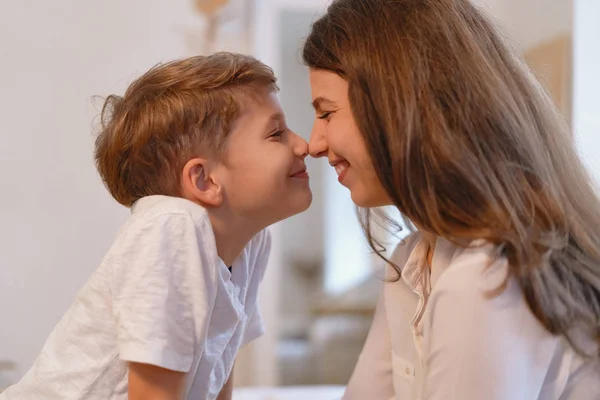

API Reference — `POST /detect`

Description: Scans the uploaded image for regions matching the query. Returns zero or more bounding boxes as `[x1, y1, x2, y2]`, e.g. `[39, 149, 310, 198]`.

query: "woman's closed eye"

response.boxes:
[317, 111, 333, 121]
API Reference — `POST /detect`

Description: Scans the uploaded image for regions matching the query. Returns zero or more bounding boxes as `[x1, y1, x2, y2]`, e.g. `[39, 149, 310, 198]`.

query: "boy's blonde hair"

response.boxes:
[95, 52, 278, 207]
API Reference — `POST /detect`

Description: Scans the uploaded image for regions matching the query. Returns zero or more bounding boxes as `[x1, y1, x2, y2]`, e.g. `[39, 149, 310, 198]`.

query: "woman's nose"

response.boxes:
[308, 121, 327, 158]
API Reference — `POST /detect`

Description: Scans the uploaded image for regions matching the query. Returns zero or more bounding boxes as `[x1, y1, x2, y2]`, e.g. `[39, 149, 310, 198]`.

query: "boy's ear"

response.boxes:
[181, 158, 223, 207]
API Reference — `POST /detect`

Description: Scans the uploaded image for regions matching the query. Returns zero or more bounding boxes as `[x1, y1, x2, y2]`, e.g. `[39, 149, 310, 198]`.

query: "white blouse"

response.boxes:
[343, 233, 599, 400]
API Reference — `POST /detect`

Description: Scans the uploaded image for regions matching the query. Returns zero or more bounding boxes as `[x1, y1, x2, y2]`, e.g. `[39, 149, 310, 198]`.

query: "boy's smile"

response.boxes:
[213, 88, 312, 226]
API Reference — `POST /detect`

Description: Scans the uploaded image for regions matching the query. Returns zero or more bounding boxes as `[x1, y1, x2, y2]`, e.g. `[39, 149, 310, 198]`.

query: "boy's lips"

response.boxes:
[290, 166, 309, 179]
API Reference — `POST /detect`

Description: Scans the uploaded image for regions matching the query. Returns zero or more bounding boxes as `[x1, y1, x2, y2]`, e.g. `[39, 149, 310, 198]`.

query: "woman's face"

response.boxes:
[308, 69, 392, 207]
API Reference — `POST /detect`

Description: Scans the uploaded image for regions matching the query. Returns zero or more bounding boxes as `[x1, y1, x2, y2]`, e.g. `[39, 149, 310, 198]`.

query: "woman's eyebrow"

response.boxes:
[312, 96, 336, 112]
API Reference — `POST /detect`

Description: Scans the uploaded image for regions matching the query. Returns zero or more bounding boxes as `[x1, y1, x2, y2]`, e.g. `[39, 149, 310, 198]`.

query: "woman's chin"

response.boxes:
[350, 190, 393, 208]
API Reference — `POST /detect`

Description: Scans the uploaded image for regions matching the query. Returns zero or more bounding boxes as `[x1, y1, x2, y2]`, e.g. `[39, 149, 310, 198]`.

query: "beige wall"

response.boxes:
[573, 0, 600, 185]
[0, 0, 249, 385]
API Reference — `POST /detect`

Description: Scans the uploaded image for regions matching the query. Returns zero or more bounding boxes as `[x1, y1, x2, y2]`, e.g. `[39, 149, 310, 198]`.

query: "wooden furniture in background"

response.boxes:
[524, 34, 573, 124]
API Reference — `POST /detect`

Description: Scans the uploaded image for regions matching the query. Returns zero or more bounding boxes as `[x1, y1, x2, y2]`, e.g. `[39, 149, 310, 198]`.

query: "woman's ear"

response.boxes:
[181, 158, 223, 207]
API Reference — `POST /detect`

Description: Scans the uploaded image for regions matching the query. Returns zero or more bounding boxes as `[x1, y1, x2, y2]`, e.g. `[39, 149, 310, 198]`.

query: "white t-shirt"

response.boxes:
[2, 195, 270, 400]
[344, 233, 600, 400]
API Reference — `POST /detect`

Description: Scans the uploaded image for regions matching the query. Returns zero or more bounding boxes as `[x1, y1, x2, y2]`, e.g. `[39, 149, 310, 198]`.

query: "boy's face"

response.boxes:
[216, 89, 312, 226]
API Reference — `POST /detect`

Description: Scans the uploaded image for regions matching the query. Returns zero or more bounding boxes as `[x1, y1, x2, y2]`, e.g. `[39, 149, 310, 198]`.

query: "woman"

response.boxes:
[303, 0, 600, 399]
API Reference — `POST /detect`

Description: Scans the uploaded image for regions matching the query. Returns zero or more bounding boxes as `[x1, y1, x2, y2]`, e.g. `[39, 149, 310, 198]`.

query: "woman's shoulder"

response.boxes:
[429, 239, 545, 338]
[434, 239, 506, 291]
[389, 231, 422, 266]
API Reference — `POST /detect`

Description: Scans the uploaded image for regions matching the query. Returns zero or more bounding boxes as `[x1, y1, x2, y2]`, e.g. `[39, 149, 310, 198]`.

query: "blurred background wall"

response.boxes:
[0, 0, 598, 392]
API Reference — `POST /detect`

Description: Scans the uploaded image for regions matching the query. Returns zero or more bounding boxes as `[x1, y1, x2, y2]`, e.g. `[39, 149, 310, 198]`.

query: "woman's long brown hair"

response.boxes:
[303, 0, 600, 356]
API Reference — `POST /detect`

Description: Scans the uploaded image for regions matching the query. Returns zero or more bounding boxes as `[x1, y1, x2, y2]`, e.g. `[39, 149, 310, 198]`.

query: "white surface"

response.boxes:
[234, 385, 345, 400]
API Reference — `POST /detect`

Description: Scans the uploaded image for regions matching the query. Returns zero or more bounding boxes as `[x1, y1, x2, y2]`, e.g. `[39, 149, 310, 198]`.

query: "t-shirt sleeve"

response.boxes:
[241, 229, 271, 347]
[242, 303, 265, 347]
[109, 212, 218, 372]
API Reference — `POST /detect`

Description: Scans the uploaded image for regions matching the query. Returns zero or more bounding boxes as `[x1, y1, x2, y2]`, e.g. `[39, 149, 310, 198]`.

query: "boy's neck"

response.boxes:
[206, 208, 264, 267]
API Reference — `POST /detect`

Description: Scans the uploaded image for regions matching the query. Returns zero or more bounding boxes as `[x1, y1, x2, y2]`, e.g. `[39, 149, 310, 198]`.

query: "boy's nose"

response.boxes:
[291, 131, 309, 159]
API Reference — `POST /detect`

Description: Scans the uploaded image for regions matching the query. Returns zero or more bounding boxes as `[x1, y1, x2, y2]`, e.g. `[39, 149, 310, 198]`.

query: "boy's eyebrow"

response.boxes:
[264, 112, 285, 130]
[312, 96, 335, 112]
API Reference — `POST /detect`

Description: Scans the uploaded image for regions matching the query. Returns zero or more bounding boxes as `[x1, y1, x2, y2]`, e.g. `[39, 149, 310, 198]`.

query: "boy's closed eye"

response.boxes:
[269, 130, 285, 140]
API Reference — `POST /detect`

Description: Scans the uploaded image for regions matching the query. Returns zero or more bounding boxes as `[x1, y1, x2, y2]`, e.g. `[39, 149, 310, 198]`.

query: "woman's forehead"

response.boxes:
[309, 70, 348, 101]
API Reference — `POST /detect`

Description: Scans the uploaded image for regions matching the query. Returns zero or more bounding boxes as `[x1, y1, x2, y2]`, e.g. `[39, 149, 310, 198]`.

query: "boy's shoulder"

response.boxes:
[110, 195, 214, 252]
[130, 195, 209, 224]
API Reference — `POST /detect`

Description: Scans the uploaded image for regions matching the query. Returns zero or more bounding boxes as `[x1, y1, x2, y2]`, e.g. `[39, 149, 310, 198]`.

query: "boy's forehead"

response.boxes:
[238, 91, 284, 122]
[242, 88, 281, 108]
[224, 97, 284, 143]
[240, 109, 285, 132]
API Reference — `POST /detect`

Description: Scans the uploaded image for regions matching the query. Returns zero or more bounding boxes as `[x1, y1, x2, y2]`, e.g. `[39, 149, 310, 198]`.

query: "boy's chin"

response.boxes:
[294, 192, 313, 214]
[277, 192, 313, 221]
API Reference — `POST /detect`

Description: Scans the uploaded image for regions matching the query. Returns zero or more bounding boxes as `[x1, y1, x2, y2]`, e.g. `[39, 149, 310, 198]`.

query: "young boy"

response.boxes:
[1, 53, 312, 400]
